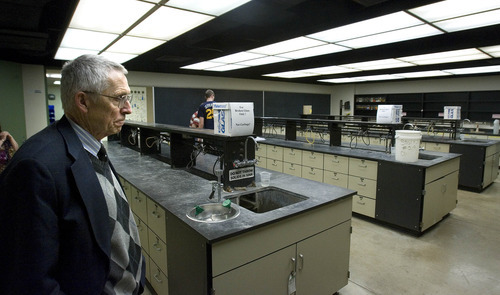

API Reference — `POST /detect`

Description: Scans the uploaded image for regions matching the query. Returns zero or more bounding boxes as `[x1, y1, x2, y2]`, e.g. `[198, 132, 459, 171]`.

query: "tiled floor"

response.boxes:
[339, 175, 500, 295]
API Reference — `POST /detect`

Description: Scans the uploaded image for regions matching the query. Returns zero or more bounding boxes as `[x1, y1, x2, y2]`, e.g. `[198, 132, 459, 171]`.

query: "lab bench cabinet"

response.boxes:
[167, 197, 352, 295]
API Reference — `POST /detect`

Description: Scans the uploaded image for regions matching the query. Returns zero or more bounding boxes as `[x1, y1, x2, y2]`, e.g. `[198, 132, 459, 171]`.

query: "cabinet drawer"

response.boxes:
[255, 155, 266, 168]
[267, 145, 284, 160]
[150, 260, 169, 295]
[255, 143, 267, 157]
[348, 176, 377, 199]
[148, 228, 168, 276]
[349, 158, 378, 180]
[323, 171, 348, 188]
[147, 198, 167, 242]
[134, 214, 149, 255]
[301, 166, 324, 182]
[323, 154, 348, 174]
[266, 159, 283, 172]
[301, 150, 324, 169]
[120, 178, 131, 203]
[283, 162, 302, 177]
[131, 188, 148, 222]
[352, 195, 375, 218]
[424, 142, 450, 153]
[283, 148, 302, 164]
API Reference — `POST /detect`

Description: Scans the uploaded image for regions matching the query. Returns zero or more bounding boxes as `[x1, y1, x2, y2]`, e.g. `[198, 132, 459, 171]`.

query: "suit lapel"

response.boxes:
[58, 116, 111, 258]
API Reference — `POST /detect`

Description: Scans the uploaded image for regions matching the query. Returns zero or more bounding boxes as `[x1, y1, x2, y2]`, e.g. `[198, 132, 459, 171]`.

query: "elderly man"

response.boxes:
[0, 54, 145, 294]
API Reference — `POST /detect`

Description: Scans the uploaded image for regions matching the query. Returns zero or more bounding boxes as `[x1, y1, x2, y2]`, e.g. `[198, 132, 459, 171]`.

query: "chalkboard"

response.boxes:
[154, 88, 262, 126]
[154, 87, 330, 125]
[264, 91, 330, 118]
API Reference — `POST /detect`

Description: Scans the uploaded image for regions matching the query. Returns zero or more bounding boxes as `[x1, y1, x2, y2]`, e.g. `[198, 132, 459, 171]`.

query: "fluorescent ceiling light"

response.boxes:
[211, 52, 265, 63]
[399, 48, 490, 65]
[99, 52, 138, 64]
[106, 36, 165, 54]
[342, 59, 413, 71]
[68, 0, 153, 33]
[166, 0, 251, 16]
[263, 71, 321, 78]
[304, 65, 360, 75]
[238, 56, 291, 66]
[248, 37, 326, 55]
[46, 73, 62, 79]
[409, 0, 500, 23]
[433, 9, 500, 32]
[481, 45, 500, 57]
[276, 44, 350, 59]
[444, 65, 500, 75]
[338, 25, 442, 49]
[181, 61, 225, 70]
[53, 81, 61, 85]
[59, 28, 118, 51]
[394, 70, 451, 78]
[307, 12, 422, 43]
[319, 77, 367, 83]
[55, 47, 99, 60]
[205, 64, 250, 72]
[128, 6, 214, 40]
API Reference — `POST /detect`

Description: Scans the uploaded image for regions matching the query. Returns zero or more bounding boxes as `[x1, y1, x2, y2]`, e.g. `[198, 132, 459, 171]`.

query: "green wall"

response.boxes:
[0, 60, 27, 143]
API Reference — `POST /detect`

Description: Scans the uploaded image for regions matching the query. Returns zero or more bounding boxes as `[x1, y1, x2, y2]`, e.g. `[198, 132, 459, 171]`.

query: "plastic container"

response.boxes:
[395, 130, 422, 163]
[260, 171, 271, 187]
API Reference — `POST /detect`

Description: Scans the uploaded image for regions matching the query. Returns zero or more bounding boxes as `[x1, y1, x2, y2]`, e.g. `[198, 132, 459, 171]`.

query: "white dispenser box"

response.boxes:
[444, 106, 461, 120]
[376, 105, 403, 123]
[213, 102, 254, 136]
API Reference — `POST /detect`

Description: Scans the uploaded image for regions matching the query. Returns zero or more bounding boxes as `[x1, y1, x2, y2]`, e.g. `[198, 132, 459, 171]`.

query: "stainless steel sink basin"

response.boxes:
[186, 203, 240, 223]
[418, 154, 440, 160]
[228, 187, 308, 214]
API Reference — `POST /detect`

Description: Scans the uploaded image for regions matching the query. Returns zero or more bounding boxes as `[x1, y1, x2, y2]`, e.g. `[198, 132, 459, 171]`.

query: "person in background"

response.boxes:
[0, 54, 145, 295]
[0, 124, 19, 173]
[197, 89, 215, 129]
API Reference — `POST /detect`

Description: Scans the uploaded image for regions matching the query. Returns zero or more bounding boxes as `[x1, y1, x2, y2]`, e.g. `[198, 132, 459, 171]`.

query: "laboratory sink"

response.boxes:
[418, 154, 440, 160]
[186, 202, 240, 223]
[228, 187, 308, 214]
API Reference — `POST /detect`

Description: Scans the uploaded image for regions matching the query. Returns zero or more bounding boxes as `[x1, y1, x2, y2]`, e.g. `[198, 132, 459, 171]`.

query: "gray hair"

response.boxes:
[61, 54, 128, 112]
[205, 89, 215, 99]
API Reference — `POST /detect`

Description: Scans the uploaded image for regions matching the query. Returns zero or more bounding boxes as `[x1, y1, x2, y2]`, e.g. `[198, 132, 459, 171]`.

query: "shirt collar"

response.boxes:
[67, 117, 101, 158]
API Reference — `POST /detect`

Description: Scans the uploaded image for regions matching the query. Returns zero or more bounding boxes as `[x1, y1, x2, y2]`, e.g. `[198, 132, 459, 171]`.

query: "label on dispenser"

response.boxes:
[229, 167, 254, 181]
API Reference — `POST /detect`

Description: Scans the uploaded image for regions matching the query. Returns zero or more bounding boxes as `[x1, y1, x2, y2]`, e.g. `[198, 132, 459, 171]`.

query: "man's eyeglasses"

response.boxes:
[83, 91, 133, 108]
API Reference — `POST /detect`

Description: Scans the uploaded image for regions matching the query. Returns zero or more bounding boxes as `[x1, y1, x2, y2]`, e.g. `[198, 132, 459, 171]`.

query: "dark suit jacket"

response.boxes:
[0, 115, 145, 295]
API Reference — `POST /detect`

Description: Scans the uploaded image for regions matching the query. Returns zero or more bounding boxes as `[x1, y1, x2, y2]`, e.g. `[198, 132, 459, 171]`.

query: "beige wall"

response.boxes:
[22, 64, 47, 138]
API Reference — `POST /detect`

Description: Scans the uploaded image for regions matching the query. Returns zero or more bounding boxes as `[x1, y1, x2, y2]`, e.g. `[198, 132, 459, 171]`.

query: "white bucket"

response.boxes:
[395, 130, 422, 162]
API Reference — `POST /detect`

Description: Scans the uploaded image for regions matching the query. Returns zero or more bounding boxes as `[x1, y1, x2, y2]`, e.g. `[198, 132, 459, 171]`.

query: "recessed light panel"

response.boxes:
[55, 47, 99, 60]
[166, 0, 251, 16]
[211, 52, 266, 63]
[106, 36, 165, 55]
[399, 49, 489, 65]
[409, 0, 500, 23]
[181, 61, 226, 70]
[248, 37, 326, 55]
[276, 44, 350, 59]
[128, 6, 214, 40]
[432, 9, 500, 33]
[59, 28, 118, 51]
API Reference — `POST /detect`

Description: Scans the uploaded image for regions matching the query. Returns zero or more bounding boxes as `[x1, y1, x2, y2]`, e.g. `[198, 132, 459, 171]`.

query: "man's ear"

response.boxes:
[75, 92, 90, 113]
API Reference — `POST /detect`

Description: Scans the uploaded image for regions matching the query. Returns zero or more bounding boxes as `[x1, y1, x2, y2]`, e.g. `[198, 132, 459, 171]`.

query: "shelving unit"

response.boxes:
[354, 90, 500, 121]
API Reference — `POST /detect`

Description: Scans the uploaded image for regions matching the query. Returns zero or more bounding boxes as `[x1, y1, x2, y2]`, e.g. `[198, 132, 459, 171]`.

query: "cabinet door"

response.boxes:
[425, 142, 450, 153]
[352, 195, 376, 218]
[296, 221, 351, 295]
[348, 176, 377, 199]
[422, 171, 458, 231]
[148, 228, 168, 276]
[134, 213, 149, 255]
[131, 188, 148, 222]
[213, 245, 296, 295]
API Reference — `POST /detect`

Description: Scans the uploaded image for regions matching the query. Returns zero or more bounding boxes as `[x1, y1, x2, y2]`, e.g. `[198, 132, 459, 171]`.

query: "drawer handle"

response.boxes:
[153, 239, 162, 251]
[332, 160, 340, 163]
[309, 156, 316, 159]
[309, 172, 316, 175]
[289, 152, 295, 156]
[331, 177, 340, 180]
[154, 272, 163, 283]
[134, 196, 142, 202]
[357, 200, 366, 205]
[299, 254, 304, 270]
[357, 183, 367, 187]
[152, 204, 161, 218]
[272, 163, 278, 166]
[289, 167, 295, 170]
[358, 165, 367, 168]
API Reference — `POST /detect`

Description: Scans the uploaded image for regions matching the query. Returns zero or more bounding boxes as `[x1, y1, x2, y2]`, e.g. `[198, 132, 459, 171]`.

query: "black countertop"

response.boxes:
[105, 141, 356, 243]
[260, 138, 461, 168]
[421, 135, 500, 147]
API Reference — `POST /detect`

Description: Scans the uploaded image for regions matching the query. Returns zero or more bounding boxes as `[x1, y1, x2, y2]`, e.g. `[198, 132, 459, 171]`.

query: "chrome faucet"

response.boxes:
[209, 168, 224, 202]
[233, 136, 258, 168]
[403, 123, 414, 130]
